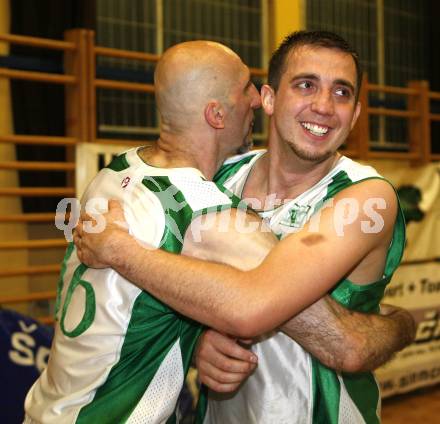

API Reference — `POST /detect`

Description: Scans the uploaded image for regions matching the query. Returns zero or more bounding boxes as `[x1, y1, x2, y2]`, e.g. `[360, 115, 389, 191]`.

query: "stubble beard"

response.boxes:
[287, 139, 335, 164]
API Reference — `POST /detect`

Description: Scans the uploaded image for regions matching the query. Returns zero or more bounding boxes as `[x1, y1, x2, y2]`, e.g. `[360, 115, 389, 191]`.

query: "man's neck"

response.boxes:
[243, 142, 340, 208]
[138, 133, 222, 180]
[269, 140, 341, 198]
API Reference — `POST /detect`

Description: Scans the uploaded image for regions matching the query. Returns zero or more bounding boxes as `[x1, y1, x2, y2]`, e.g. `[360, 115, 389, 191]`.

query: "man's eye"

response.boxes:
[298, 81, 313, 89]
[335, 87, 350, 97]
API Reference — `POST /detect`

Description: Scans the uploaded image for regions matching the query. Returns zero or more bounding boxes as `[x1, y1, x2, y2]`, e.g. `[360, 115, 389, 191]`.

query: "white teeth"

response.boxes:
[301, 122, 329, 136]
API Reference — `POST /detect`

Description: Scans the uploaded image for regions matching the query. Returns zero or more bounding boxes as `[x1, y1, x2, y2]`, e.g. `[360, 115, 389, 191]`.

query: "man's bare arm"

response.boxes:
[76, 181, 400, 337]
[280, 297, 415, 372]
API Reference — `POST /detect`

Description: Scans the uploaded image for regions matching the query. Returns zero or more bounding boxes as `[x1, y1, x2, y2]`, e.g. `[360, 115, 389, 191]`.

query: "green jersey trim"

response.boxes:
[106, 152, 130, 172]
[319, 174, 406, 313]
[214, 151, 261, 187]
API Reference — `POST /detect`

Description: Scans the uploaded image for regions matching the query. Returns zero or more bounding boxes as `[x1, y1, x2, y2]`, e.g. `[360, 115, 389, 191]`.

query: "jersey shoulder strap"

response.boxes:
[214, 150, 265, 187]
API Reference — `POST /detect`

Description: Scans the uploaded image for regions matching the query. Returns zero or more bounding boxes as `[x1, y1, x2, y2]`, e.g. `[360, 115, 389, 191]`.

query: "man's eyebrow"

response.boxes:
[290, 73, 319, 83]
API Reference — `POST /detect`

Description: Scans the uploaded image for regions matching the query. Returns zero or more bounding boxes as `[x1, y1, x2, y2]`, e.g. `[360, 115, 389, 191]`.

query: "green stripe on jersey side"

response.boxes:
[105, 152, 130, 172]
[312, 365, 340, 424]
[383, 202, 406, 276]
[342, 373, 380, 423]
[311, 362, 380, 424]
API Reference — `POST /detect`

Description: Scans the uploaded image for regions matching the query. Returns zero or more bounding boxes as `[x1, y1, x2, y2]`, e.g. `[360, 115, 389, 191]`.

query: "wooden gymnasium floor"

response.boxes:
[381, 384, 440, 423]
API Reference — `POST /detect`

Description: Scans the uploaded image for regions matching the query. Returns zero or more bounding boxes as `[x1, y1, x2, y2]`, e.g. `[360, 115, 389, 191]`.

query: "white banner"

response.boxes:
[365, 159, 440, 396]
[377, 262, 440, 396]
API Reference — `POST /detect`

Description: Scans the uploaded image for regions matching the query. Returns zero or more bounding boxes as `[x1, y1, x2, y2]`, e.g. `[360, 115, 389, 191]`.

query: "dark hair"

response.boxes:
[268, 30, 363, 101]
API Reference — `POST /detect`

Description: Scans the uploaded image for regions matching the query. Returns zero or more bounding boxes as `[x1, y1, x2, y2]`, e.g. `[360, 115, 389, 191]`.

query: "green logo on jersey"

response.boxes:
[280, 203, 311, 228]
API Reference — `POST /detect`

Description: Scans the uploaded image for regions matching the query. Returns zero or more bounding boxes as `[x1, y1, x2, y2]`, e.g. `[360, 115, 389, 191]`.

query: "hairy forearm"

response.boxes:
[352, 305, 415, 371]
[281, 297, 415, 373]
[281, 297, 351, 371]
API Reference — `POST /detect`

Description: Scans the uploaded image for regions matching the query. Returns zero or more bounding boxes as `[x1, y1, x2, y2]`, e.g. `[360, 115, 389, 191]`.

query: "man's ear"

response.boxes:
[261, 84, 275, 116]
[351, 101, 361, 130]
[205, 101, 225, 129]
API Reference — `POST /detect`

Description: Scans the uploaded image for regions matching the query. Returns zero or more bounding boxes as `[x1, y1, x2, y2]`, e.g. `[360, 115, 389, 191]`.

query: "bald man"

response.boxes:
[24, 41, 261, 424]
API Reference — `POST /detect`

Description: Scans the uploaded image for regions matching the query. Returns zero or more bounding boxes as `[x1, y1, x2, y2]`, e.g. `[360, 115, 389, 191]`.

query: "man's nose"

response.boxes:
[310, 89, 334, 115]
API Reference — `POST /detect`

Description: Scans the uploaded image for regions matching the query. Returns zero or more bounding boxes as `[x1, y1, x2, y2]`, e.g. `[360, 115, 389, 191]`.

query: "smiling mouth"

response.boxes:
[301, 122, 330, 137]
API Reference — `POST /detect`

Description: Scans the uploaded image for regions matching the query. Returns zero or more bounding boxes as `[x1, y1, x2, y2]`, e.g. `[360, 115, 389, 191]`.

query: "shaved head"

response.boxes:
[155, 41, 246, 132]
